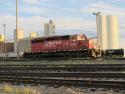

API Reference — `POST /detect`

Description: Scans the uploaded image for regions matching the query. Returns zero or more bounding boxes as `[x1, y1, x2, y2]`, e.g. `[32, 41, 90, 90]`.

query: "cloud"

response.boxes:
[20, 6, 50, 15]
[22, 0, 47, 4]
[0, 14, 96, 39]
[81, 2, 125, 16]
[54, 17, 95, 30]
[19, 16, 96, 34]
[0, 15, 15, 41]
[69, 0, 100, 3]
[113, 0, 125, 2]
[69, 0, 125, 4]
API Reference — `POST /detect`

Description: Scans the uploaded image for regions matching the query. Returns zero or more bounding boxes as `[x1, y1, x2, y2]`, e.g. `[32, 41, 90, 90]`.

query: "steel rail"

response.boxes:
[0, 72, 125, 78]
[0, 76, 124, 89]
[0, 65, 125, 70]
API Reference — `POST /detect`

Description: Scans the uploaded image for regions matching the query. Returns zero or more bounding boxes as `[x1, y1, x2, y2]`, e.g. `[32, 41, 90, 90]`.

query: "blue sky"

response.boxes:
[0, 0, 125, 48]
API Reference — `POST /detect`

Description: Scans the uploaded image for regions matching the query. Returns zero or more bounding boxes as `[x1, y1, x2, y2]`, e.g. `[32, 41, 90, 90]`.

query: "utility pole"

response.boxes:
[93, 12, 101, 57]
[16, 0, 19, 59]
[3, 24, 6, 59]
[92, 12, 101, 49]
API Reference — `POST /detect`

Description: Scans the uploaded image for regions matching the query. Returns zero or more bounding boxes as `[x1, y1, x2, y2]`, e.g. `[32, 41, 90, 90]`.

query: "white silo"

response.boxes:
[124, 48, 125, 57]
[49, 20, 55, 36]
[97, 15, 108, 50]
[44, 20, 55, 37]
[107, 16, 119, 49]
[44, 23, 49, 37]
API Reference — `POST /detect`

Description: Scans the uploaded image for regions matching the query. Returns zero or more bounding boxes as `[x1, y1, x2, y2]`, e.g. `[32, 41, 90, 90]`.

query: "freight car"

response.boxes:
[23, 34, 98, 59]
[23, 34, 124, 59]
[104, 49, 124, 57]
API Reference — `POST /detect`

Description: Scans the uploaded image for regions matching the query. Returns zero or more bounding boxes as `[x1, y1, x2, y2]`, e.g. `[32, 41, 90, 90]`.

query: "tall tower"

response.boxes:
[107, 16, 119, 49]
[44, 20, 55, 37]
[44, 23, 49, 37]
[97, 15, 108, 50]
[96, 15, 120, 50]
[124, 48, 125, 57]
[16, 0, 20, 59]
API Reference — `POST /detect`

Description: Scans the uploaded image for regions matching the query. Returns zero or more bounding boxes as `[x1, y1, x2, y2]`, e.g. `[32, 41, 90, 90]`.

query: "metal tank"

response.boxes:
[124, 49, 125, 57]
[97, 15, 108, 50]
[106, 15, 120, 50]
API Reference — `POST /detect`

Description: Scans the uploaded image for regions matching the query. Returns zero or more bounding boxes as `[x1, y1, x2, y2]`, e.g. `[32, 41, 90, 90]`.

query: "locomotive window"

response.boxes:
[77, 36, 84, 40]
[32, 39, 44, 43]
[71, 37, 76, 41]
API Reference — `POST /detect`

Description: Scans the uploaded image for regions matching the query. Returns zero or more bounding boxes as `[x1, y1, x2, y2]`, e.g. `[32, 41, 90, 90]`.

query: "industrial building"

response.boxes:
[18, 38, 31, 53]
[0, 34, 14, 54]
[0, 42, 14, 53]
[0, 35, 5, 42]
[30, 32, 38, 39]
[97, 15, 120, 50]
[44, 20, 55, 37]
[14, 29, 24, 53]
[13, 30, 38, 56]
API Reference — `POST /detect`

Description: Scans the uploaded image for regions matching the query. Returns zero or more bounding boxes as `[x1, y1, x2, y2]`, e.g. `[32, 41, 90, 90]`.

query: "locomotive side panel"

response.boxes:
[23, 34, 100, 59]
[32, 42, 44, 52]
[31, 35, 90, 53]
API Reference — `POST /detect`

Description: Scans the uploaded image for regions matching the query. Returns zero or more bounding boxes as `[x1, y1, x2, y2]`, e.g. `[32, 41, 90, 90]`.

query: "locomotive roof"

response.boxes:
[32, 34, 87, 42]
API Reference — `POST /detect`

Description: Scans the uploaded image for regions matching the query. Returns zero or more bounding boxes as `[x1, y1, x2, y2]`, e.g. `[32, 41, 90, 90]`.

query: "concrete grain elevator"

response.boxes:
[106, 16, 119, 49]
[97, 15, 108, 50]
[97, 15, 120, 50]
[44, 20, 55, 37]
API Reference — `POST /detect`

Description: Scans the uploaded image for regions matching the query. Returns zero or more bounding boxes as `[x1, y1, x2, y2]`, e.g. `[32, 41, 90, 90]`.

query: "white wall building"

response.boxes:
[18, 38, 31, 53]
[30, 32, 38, 39]
[0, 35, 5, 42]
[44, 20, 55, 37]
[97, 15, 120, 50]
[14, 29, 24, 53]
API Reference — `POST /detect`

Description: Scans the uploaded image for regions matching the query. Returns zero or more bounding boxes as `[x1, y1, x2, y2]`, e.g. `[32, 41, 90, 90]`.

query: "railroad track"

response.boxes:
[0, 57, 125, 61]
[0, 64, 125, 89]
[0, 72, 125, 79]
[0, 64, 125, 72]
[0, 76, 125, 89]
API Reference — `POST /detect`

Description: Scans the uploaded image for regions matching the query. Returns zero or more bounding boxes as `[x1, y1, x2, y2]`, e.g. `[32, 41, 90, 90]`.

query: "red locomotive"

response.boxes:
[23, 34, 124, 59]
[23, 34, 97, 59]
[31, 35, 94, 52]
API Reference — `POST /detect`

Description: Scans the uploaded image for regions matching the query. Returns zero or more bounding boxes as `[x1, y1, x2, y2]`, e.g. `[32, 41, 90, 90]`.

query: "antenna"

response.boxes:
[16, 0, 20, 59]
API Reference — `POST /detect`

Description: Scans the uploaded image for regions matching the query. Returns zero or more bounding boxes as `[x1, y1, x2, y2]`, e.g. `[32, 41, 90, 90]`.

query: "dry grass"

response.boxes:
[0, 84, 41, 94]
